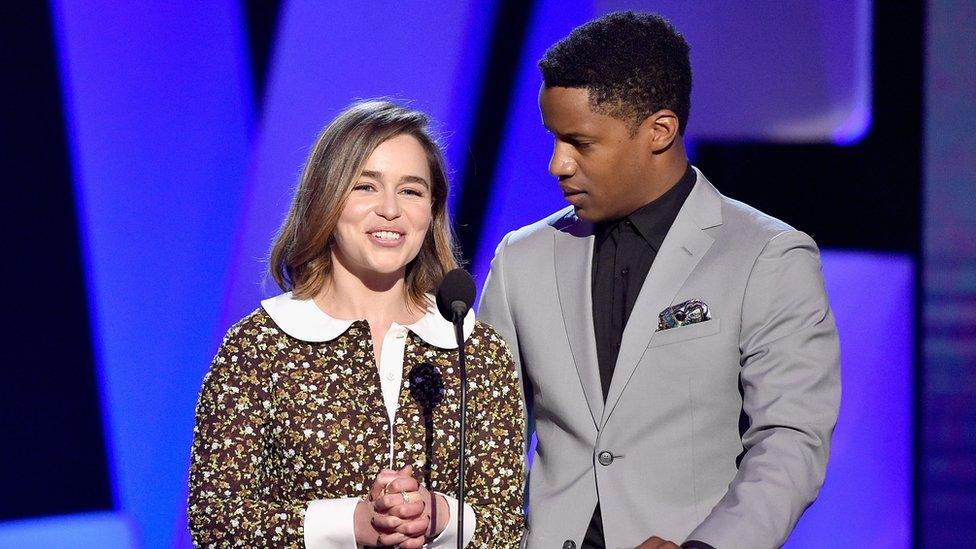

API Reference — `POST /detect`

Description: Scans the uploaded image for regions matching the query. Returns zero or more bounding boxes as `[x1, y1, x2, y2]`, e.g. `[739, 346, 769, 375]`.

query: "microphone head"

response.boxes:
[436, 268, 476, 322]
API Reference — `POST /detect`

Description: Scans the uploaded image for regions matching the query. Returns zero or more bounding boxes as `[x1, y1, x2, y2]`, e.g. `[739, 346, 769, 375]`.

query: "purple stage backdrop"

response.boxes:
[0, 2, 930, 548]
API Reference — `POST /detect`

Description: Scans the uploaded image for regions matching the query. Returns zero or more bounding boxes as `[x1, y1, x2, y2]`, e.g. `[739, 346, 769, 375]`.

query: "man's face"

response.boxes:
[539, 86, 654, 222]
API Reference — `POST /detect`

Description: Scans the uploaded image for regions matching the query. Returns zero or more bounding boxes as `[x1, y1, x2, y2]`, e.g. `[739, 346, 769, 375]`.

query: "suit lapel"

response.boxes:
[602, 174, 723, 425]
[553, 215, 604, 430]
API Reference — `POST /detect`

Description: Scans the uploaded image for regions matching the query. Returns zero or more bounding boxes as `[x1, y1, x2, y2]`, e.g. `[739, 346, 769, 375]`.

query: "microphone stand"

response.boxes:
[451, 303, 468, 549]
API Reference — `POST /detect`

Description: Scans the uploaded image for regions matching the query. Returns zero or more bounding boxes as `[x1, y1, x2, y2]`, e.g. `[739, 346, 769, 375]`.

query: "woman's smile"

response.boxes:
[367, 228, 406, 246]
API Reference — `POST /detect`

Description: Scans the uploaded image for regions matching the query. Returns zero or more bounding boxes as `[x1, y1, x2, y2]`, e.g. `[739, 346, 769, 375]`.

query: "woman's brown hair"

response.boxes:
[268, 99, 459, 310]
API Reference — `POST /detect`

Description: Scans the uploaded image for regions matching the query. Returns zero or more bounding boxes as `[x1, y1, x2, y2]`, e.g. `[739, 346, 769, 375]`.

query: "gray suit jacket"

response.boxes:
[479, 169, 840, 549]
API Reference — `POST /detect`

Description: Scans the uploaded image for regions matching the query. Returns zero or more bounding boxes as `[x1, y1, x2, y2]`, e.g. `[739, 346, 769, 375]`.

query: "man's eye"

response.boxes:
[565, 138, 591, 150]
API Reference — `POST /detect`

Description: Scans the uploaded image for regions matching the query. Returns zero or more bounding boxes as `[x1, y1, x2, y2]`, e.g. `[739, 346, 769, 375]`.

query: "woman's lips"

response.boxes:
[368, 230, 405, 247]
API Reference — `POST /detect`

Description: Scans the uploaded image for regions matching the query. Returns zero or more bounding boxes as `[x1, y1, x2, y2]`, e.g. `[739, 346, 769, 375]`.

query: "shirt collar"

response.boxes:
[594, 162, 696, 251]
[260, 292, 475, 349]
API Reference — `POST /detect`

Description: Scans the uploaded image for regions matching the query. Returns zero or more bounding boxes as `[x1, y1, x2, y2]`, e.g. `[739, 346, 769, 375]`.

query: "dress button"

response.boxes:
[385, 371, 395, 381]
[563, 541, 576, 549]
[598, 450, 614, 466]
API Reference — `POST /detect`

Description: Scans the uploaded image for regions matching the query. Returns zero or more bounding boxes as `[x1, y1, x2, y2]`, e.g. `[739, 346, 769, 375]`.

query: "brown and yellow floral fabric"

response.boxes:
[188, 307, 525, 548]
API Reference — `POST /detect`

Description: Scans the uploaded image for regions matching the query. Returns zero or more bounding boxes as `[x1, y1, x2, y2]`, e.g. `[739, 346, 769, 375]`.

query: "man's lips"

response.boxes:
[562, 187, 587, 205]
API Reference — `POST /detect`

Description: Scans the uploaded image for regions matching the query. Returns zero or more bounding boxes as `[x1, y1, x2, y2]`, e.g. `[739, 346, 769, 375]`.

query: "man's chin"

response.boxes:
[572, 206, 607, 223]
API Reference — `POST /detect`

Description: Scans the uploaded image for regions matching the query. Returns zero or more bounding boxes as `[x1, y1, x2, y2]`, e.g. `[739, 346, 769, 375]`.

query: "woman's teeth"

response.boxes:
[373, 231, 402, 241]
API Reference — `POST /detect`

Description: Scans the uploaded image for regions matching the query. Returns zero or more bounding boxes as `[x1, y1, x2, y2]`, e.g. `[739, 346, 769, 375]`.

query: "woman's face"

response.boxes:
[331, 133, 434, 280]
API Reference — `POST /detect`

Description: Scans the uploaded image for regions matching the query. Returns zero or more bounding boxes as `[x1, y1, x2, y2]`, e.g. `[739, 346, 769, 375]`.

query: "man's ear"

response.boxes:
[639, 109, 680, 153]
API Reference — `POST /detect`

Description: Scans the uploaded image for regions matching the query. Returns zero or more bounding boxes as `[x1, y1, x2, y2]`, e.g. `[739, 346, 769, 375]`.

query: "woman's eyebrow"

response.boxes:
[361, 170, 429, 188]
[400, 175, 430, 188]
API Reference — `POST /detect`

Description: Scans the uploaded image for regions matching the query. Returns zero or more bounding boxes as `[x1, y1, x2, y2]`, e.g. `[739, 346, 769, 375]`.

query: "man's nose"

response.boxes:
[549, 146, 577, 179]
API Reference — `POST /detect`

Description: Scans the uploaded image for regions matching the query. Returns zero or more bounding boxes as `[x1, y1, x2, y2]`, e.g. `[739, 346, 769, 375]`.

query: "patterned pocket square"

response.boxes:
[657, 299, 711, 331]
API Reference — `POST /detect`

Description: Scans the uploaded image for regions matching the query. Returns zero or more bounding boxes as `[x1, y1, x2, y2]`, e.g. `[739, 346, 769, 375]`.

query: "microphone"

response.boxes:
[436, 268, 475, 323]
[435, 268, 475, 549]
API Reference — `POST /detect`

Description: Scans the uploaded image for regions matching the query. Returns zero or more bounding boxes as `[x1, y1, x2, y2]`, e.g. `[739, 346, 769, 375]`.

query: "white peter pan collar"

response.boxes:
[261, 292, 475, 349]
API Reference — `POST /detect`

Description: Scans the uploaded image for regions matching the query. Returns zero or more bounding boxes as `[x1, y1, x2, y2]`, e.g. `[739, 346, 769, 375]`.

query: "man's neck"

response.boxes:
[641, 141, 689, 204]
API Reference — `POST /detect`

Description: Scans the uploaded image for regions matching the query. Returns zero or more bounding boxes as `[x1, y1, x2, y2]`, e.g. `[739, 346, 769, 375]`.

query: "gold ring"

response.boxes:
[402, 491, 411, 504]
[381, 479, 394, 497]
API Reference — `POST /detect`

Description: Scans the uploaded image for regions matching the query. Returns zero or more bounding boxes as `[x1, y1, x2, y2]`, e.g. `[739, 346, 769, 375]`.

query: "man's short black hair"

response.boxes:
[539, 11, 692, 135]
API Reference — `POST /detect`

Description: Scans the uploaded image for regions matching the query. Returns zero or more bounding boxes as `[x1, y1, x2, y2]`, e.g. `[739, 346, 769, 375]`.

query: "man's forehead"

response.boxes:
[540, 86, 595, 123]
[540, 85, 591, 107]
[541, 86, 626, 133]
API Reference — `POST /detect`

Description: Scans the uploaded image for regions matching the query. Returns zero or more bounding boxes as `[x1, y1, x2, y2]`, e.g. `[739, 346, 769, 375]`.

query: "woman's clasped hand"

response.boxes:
[355, 465, 449, 548]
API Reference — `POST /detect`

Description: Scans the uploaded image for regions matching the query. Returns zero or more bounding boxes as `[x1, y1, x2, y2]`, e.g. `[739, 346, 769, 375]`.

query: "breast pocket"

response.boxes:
[647, 318, 722, 349]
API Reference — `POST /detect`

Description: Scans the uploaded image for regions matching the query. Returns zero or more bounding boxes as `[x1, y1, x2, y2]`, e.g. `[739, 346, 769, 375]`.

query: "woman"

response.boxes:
[188, 100, 525, 548]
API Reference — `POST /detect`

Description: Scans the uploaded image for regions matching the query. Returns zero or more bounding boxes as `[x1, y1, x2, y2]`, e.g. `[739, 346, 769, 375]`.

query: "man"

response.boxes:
[479, 12, 840, 549]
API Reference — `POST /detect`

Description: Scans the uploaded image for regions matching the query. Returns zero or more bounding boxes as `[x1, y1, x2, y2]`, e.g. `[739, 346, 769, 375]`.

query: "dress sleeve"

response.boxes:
[461, 325, 527, 547]
[187, 320, 310, 548]
[428, 494, 476, 547]
[303, 498, 359, 548]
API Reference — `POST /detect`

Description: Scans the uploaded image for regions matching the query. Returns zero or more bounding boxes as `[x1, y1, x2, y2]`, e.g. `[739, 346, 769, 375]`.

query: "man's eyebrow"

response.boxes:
[550, 131, 593, 144]
[544, 126, 590, 140]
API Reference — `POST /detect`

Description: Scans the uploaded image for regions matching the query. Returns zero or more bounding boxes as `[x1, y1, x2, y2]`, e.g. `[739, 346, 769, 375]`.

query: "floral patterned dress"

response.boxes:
[187, 304, 525, 548]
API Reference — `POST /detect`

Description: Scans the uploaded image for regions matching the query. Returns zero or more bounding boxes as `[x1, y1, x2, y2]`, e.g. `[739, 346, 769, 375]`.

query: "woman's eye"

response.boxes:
[400, 188, 425, 197]
[353, 183, 375, 191]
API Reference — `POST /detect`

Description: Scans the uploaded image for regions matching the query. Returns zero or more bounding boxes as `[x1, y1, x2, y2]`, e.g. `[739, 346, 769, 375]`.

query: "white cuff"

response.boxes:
[303, 498, 360, 549]
[429, 493, 476, 548]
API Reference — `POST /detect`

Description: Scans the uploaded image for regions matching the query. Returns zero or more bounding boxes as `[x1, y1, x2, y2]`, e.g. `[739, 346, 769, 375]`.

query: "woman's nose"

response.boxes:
[375, 189, 402, 219]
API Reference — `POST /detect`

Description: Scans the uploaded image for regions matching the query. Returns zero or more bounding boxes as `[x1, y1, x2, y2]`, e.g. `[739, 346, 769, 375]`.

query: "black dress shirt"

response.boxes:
[583, 164, 712, 549]
[591, 164, 695, 399]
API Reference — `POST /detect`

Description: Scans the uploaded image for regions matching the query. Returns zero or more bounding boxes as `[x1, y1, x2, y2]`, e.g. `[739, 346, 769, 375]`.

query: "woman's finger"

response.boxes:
[389, 501, 427, 519]
[369, 470, 401, 501]
[396, 534, 427, 549]
[370, 512, 402, 532]
[396, 515, 430, 537]
[374, 491, 425, 515]
[377, 531, 410, 547]
[383, 476, 420, 495]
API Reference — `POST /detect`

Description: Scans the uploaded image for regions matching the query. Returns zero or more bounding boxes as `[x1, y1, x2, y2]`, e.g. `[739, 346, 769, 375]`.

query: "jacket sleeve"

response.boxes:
[478, 232, 522, 371]
[462, 325, 527, 547]
[187, 322, 309, 548]
[687, 230, 841, 549]
[478, 232, 534, 446]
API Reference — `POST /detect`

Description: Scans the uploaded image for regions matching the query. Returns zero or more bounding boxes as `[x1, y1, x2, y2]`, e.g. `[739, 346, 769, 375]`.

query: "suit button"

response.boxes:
[563, 541, 576, 549]
[598, 450, 614, 466]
